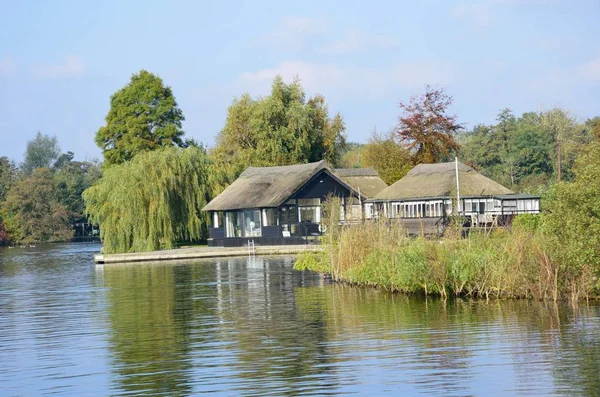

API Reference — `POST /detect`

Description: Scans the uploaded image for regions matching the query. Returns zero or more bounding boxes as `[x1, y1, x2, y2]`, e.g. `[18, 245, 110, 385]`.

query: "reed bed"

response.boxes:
[295, 198, 596, 301]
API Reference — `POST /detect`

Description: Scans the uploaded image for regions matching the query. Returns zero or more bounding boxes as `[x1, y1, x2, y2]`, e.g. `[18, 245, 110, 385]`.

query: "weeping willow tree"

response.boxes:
[83, 147, 212, 254]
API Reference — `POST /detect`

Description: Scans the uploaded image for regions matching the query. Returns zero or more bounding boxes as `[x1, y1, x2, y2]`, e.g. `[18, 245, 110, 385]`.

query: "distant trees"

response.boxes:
[460, 107, 591, 190]
[21, 132, 61, 174]
[83, 147, 212, 254]
[210, 76, 347, 185]
[0, 134, 101, 245]
[2, 168, 73, 243]
[95, 70, 186, 166]
[396, 86, 462, 164]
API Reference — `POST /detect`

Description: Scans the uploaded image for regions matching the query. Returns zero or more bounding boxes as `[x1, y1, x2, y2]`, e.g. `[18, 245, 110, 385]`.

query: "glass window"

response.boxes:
[243, 210, 261, 237]
[263, 208, 278, 226]
[300, 207, 319, 223]
[297, 198, 320, 206]
[226, 211, 242, 238]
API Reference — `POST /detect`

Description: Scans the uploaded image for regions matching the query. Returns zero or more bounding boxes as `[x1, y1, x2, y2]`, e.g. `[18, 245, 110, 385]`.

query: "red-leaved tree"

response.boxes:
[397, 86, 463, 164]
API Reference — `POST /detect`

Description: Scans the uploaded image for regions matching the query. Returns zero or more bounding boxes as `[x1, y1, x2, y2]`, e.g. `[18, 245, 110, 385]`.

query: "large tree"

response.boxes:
[210, 76, 346, 185]
[543, 137, 600, 287]
[1, 168, 73, 243]
[21, 132, 61, 174]
[95, 70, 186, 166]
[83, 147, 212, 254]
[396, 86, 463, 164]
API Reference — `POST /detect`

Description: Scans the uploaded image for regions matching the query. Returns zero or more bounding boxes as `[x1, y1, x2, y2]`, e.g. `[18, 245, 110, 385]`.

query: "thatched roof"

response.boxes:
[334, 168, 388, 198]
[203, 160, 359, 211]
[373, 161, 513, 200]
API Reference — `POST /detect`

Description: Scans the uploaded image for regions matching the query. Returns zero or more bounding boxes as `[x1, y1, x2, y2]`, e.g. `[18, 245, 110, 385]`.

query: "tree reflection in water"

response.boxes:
[100, 257, 600, 396]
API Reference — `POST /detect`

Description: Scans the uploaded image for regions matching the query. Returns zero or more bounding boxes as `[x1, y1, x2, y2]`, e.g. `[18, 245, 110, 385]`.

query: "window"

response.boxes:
[299, 206, 320, 223]
[298, 198, 320, 206]
[226, 211, 242, 238]
[243, 210, 261, 237]
[263, 208, 278, 226]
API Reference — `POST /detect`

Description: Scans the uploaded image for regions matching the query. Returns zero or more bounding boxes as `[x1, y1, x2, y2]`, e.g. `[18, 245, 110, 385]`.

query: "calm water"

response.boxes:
[1, 243, 600, 396]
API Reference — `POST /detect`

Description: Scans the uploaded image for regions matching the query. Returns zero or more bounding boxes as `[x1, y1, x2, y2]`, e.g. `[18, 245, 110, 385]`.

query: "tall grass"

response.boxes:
[294, 198, 597, 301]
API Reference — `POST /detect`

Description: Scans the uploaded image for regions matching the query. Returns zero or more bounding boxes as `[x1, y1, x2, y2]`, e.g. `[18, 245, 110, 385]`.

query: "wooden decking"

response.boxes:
[94, 244, 323, 264]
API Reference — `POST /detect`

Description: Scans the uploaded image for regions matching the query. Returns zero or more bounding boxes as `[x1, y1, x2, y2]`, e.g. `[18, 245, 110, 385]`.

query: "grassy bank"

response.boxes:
[294, 201, 598, 301]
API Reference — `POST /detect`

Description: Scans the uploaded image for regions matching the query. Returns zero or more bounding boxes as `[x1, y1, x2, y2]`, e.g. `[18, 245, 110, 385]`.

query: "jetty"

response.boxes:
[94, 244, 323, 264]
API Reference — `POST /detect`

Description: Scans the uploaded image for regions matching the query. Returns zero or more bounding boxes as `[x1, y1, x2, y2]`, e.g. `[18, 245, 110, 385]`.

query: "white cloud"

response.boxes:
[253, 16, 328, 49]
[237, 60, 458, 100]
[0, 56, 16, 77]
[320, 31, 396, 55]
[31, 55, 86, 79]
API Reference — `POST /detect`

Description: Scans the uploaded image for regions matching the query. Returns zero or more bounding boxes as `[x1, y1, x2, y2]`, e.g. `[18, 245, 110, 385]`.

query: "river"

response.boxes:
[0, 243, 599, 396]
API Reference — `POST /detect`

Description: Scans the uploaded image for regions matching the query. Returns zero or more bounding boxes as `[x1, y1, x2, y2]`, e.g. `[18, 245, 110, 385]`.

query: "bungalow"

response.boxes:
[334, 167, 388, 220]
[202, 161, 366, 246]
[369, 160, 541, 233]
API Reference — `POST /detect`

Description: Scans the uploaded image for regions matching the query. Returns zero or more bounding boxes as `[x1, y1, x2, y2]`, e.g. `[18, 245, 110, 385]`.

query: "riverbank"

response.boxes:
[94, 244, 323, 264]
[293, 218, 599, 301]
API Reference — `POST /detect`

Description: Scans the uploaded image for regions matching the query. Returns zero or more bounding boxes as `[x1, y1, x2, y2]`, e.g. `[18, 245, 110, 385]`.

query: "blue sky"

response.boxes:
[1, 0, 599, 162]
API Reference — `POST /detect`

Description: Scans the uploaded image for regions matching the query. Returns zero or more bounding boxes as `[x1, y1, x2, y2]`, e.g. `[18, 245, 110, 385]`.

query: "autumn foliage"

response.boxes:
[397, 86, 463, 164]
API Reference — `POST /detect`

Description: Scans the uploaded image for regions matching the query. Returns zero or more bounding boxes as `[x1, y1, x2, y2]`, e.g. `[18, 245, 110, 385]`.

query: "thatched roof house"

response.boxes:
[202, 161, 365, 246]
[367, 160, 540, 231]
[204, 160, 360, 212]
[373, 161, 512, 201]
[334, 168, 388, 198]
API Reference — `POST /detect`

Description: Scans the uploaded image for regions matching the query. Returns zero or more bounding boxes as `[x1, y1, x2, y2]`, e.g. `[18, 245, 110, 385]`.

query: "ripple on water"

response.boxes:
[1, 247, 600, 396]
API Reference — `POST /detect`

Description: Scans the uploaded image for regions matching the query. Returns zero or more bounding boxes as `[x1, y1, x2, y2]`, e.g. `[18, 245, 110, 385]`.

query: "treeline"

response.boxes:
[0, 133, 101, 244]
[341, 107, 600, 192]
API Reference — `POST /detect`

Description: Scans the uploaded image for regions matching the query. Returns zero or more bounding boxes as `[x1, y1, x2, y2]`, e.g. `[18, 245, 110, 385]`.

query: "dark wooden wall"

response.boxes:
[293, 171, 352, 200]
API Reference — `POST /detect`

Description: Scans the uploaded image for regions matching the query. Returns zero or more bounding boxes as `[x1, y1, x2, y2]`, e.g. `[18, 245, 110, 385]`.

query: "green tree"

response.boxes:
[211, 76, 346, 185]
[362, 132, 412, 185]
[540, 108, 577, 182]
[55, 160, 102, 221]
[1, 168, 73, 243]
[21, 132, 61, 174]
[543, 139, 600, 290]
[95, 70, 186, 166]
[339, 142, 365, 169]
[396, 86, 462, 164]
[0, 156, 18, 203]
[83, 147, 212, 254]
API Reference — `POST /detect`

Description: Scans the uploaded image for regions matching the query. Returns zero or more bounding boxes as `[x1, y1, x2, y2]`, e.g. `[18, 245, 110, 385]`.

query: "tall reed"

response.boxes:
[294, 198, 596, 301]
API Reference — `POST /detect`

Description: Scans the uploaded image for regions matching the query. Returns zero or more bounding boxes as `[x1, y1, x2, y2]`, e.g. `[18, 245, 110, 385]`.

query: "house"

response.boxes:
[334, 168, 388, 220]
[368, 160, 541, 233]
[202, 161, 364, 246]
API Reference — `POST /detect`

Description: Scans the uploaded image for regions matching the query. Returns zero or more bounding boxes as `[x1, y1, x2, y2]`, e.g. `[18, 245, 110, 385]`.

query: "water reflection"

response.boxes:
[1, 246, 600, 396]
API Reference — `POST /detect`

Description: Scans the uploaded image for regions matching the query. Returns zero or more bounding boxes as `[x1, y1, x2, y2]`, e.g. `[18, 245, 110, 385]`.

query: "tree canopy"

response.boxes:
[397, 86, 462, 164]
[460, 108, 590, 190]
[21, 132, 61, 174]
[543, 137, 600, 285]
[83, 147, 212, 254]
[361, 132, 412, 185]
[95, 70, 186, 166]
[210, 76, 347, 185]
[1, 168, 73, 243]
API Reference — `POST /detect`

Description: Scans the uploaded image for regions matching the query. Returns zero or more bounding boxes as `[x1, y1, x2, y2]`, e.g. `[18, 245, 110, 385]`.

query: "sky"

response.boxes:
[1, 0, 599, 162]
